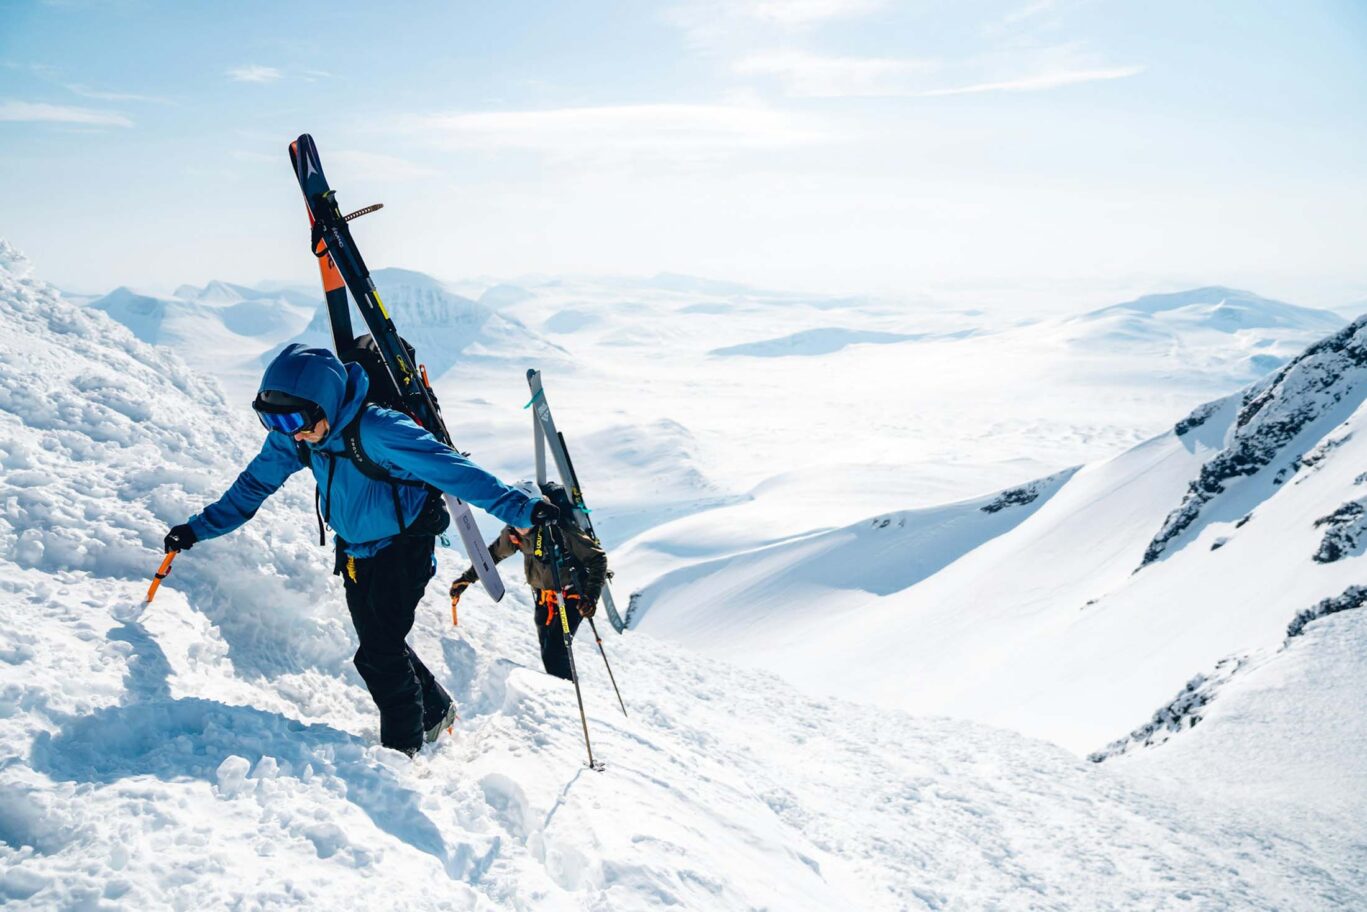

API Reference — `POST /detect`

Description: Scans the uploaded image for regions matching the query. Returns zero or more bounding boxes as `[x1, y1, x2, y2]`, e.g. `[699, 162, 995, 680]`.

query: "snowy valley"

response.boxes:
[2, 238, 1365, 909]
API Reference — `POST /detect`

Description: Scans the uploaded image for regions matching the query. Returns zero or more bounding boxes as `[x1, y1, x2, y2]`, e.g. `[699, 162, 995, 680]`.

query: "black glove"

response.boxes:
[164, 524, 197, 553]
[449, 579, 471, 605]
[579, 599, 597, 619]
[530, 500, 560, 526]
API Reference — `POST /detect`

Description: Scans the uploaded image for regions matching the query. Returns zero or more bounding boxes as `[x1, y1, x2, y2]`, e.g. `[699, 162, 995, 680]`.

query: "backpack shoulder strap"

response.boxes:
[339, 405, 434, 537]
[341, 407, 393, 482]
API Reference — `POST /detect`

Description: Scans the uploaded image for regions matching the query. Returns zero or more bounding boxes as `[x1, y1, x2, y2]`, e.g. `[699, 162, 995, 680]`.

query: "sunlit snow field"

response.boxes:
[3, 241, 1365, 908]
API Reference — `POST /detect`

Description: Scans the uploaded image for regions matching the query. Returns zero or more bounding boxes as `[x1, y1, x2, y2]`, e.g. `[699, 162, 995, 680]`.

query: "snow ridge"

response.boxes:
[979, 471, 1073, 513]
[1286, 584, 1367, 638]
[1087, 655, 1251, 762]
[1140, 316, 1367, 567]
[1093, 584, 1367, 763]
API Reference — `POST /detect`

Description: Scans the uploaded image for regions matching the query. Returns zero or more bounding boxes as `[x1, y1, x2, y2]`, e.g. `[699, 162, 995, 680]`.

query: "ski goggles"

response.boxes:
[256, 409, 316, 434]
[253, 393, 324, 435]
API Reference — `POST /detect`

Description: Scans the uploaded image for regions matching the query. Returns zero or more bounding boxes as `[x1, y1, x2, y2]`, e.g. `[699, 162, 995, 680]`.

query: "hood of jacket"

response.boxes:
[258, 344, 368, 449]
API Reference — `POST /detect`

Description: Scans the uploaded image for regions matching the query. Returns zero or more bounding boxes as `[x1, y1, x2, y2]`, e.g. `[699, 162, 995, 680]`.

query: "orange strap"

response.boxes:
[538, 589, 578, 625]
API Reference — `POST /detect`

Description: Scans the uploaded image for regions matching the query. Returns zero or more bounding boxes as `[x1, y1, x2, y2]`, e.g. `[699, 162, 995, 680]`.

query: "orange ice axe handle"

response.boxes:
[146, 551, 178, 603]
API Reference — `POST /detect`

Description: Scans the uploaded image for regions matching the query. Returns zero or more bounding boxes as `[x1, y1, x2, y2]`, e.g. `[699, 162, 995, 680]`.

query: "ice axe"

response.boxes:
[145, 551, 178, 604]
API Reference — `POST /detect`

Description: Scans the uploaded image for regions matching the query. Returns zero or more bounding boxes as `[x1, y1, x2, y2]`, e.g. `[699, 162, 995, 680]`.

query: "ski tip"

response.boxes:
[526, 368, 537, 380]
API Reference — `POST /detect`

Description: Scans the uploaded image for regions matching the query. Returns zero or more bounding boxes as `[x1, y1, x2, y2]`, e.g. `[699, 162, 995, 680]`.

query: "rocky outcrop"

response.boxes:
[1312, 502, 1367, 563]
[1088, 656, 1249, 762]
[1141, 317, 1367, 568]
[1287, 586, 1367, 638]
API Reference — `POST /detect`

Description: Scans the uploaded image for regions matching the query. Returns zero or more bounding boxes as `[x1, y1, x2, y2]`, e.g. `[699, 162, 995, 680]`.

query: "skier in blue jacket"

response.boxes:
[163, 344, 556, 757]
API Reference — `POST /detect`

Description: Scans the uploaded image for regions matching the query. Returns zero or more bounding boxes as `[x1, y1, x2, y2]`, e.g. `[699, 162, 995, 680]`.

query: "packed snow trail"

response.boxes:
[1, 242, 1363, 908]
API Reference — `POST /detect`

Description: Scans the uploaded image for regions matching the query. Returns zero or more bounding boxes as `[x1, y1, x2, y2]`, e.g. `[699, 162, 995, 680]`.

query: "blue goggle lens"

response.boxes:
[258, 410, 312, 434]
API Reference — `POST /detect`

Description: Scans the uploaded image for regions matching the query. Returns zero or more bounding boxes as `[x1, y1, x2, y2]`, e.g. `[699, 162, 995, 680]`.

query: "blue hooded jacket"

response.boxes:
[188, 344, 537, 558]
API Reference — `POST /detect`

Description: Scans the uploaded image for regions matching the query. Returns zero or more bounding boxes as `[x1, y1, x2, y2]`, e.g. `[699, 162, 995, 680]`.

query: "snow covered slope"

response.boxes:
[91, 281, 318, 401]
[630, 316, 1367, 764]
[1111, 605, 1367, 829]
[623, 469, 1078, 658]
[5, 244, 1363, 907]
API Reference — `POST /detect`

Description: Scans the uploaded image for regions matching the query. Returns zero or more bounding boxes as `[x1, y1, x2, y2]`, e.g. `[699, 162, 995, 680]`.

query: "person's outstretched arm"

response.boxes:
[185, 433, 306, 543]
[361, 411, 537, 528]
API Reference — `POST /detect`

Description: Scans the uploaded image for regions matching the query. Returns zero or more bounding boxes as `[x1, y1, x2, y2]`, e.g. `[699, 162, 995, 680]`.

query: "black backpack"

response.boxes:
[299, 334, 450, 545]
[538, 480, 594, 592]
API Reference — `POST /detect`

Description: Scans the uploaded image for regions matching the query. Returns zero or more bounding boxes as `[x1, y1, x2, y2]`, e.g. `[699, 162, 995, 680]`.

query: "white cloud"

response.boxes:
[413, 104, 826, 155]
[1001, 0, 1057, 26]
[65, 84, 171, 104]
[733, 51, 1137, 99]
[917, 65, 1143, 97]
[329, 150, 439, 182]
[228, 65, 282, 84]
[736, 51, 937, 97]
[665, 0, 886, 48]
[0, 100, 132, 127]
[744, 0, 886, 25]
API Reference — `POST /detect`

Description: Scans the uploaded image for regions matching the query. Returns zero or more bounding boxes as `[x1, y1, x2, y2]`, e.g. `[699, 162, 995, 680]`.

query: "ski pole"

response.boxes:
[146, 551, 178, 603]
[585, 616, 626, 717]
[541, 524, 602, 771]
[558, 598, 600, 771]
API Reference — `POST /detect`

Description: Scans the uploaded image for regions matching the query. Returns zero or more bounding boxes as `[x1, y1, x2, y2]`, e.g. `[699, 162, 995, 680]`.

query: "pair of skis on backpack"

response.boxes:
[288, 134, 625, 634]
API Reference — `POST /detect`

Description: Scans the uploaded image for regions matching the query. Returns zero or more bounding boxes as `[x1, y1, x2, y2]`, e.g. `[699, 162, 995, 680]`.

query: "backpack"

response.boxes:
[299, 334, 450, 545]
[538, 480, 594, 593]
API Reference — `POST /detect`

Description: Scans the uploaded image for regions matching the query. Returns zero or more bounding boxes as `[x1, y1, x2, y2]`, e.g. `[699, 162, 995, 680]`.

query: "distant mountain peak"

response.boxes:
[369, 266, 447, 292]
[1086, 286, 1344, 333]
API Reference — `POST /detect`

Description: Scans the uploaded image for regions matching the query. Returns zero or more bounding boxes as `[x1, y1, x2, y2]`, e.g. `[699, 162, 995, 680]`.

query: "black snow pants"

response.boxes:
[339, 535, 452, 753]
[535, 589, 584, 681]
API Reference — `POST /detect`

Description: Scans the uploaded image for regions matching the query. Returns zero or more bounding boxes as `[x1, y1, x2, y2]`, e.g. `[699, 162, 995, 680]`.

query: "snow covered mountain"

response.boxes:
[1082, 286, 1344, 332]
[626, 313, 1367, 779]
[5, 243, 1363, 907]
[276, 268, 567, 381]
[985, 286, 1345, 396]
[90, 281, 318, 400]
[93, 280, 318, 346]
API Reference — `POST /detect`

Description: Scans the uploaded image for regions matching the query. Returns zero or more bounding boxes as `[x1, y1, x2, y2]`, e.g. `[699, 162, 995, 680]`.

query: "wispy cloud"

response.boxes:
[330, 150, 438, 182]
[666, 0, 886, 48]
[736, 51, 937, 97]
[743, 0, 886, 25]
[413, 104, 825, 155]
[0, 100, 132, 127]
[228, 65, 282, 84]
[1001, 0, 1057, 26]
[917, 65, 1143, 97]
[734, 50, 1137, 99]
[66, 84, 172, 104]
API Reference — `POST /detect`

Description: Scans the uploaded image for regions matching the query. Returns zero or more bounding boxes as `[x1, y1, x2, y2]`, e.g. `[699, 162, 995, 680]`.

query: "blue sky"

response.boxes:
[1, 0, 1365, 308]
